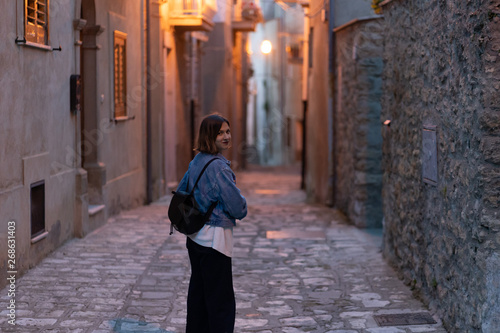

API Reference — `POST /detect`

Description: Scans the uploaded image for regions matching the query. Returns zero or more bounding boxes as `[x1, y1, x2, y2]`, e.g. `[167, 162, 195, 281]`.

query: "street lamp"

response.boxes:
[260, 40, 272, 54]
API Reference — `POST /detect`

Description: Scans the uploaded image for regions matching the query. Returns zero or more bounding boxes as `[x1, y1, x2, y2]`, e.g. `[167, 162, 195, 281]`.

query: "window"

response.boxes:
[286, 43, 302, 64]
[114, 31, 127, 118]
[25, 0, 49, 45]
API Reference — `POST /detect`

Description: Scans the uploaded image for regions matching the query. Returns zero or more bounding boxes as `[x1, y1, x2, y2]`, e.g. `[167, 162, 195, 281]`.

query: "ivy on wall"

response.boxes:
[371, 0, 382, 14]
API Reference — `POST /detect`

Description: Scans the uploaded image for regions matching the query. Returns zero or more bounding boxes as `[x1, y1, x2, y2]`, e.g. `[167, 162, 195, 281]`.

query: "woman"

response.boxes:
[176, 114, 247, 333]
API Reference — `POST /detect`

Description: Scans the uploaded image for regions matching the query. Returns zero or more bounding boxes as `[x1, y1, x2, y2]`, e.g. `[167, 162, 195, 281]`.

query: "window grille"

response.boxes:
[25, 0, 49, 45]
[114, 31, 127, 119]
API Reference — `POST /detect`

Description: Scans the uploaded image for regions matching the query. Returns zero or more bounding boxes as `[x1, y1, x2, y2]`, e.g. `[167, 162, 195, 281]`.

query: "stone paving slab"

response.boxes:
[0, 166, 448, 332]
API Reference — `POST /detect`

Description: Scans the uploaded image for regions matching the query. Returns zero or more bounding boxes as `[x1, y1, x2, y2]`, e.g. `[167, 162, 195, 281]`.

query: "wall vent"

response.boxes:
[30, 180, 46, 239]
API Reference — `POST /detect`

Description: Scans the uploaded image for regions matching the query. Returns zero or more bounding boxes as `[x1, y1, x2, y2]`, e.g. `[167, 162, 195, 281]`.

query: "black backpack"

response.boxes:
[168, 158, 219, 235]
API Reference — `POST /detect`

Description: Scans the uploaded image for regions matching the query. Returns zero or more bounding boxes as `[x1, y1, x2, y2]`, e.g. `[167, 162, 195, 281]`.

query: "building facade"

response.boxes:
[0, 0, 147, 289]
[379, 0, 500, 331]
[0, 0, 260, 291]
[303, 0, 384, 228]
[304, 0, 500, 329]
[248, 1, 304, 167]
[331, 1, 384, 228]
[302, 0, 332, 204]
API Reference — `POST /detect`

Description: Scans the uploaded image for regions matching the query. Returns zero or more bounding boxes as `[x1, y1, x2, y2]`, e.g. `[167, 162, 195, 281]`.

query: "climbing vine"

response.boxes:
[371, 0, 383, 14]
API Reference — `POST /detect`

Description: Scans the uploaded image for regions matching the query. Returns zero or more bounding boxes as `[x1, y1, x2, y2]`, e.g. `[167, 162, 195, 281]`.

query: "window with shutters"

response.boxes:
[114, 31, 127, 118]
[25, 0, 49, 45]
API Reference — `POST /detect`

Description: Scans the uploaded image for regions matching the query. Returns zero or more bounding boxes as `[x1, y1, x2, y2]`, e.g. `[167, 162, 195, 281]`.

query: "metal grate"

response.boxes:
[373, 312, 437, 327]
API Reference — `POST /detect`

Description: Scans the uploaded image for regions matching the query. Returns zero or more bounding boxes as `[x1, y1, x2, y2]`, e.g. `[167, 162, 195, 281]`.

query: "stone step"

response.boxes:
[87, 204, 106, 234]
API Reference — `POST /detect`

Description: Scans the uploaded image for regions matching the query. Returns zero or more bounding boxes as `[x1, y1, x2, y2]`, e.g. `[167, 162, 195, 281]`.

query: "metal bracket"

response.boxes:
[15, 37, 62, 52]
[112, 115, 136, 124]
[15, 37, 27, 44]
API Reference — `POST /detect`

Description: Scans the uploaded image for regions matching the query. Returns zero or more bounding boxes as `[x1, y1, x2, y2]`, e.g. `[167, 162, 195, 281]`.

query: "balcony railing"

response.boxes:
[169, 0, 217, 31]
[232, 0, 262, 32]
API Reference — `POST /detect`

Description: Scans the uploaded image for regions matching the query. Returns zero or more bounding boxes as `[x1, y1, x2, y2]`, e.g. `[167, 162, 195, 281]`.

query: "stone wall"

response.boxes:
[334, 18, 384, 228]
[380, 0, 500, 331]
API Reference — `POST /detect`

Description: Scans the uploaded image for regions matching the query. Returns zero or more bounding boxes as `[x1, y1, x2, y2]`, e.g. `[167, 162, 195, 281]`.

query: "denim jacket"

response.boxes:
[176, 152, 247, 228]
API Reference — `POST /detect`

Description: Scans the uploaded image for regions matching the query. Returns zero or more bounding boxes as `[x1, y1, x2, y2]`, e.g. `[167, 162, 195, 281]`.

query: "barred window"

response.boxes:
[25, 0, 49, 45]
[114, 31, 127, 118]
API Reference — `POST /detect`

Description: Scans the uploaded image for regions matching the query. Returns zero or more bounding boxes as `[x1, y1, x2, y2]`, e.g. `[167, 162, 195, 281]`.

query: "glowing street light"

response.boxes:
[260, 40, 272, 54]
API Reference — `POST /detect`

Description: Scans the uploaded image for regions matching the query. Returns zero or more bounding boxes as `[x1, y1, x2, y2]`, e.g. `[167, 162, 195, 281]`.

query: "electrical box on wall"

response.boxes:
[70, 74, 81, 112]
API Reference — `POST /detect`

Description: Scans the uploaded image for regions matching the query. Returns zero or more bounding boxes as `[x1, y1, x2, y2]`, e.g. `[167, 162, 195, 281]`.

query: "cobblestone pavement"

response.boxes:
[0, 166, 448, 333]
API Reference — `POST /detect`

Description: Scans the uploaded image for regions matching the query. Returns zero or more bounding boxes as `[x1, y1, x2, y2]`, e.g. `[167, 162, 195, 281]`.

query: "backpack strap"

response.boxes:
[189, 157, 219, 194]
[169, 157, 219, 235]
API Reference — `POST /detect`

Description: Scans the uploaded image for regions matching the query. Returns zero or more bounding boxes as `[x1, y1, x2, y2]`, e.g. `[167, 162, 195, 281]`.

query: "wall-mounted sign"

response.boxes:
[422, 125, 438, 185]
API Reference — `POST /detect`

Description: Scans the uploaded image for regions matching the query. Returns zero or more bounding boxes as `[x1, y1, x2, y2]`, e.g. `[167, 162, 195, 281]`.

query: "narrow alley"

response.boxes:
[0, 167, 447, 333]
[3, 0, 499, 330]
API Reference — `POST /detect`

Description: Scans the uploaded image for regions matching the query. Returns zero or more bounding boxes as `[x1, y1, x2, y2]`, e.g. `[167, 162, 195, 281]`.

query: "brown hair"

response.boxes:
[195, 114, 230, 154]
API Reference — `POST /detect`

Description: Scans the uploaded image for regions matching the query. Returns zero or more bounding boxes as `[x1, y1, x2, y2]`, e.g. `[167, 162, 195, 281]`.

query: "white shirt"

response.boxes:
[188, 225, 234, 258]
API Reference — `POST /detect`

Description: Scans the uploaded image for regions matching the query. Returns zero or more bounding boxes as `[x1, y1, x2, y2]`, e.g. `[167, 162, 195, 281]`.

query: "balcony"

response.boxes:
[232, 0, 262, 32]
[169, 0, 217, 32]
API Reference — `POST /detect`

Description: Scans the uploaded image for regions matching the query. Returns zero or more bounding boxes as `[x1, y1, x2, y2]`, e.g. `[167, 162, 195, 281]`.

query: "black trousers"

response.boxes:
[186, 237, 235, 333]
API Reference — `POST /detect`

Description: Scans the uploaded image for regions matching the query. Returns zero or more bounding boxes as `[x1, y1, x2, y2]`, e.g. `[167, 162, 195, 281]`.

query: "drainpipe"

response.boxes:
[190, 34, 196, 159]
[279, 16, 285, 166]
[301, 2, 310, 190]
[328, 0, 336, 206]
[146, 0, 153, 204]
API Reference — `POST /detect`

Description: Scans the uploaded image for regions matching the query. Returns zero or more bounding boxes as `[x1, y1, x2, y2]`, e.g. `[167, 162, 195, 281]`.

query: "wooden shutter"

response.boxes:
[25, 0, 48, 44]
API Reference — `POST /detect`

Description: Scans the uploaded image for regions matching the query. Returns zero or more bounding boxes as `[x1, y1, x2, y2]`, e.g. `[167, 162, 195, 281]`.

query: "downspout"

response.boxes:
[146, 0, 153, 204]
[301, 2, 310, 190]
[328, 0, 336, 206]
[279, 16, 285, 166]
[190, 34, 196, 159]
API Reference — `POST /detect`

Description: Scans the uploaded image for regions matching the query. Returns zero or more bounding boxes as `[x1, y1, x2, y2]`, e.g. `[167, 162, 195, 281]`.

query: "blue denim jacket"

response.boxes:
[176, 152, 247, 228]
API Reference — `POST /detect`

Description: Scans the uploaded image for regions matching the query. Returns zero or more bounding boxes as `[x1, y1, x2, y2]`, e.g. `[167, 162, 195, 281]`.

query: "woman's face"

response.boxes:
[215, 122, 231, 153]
